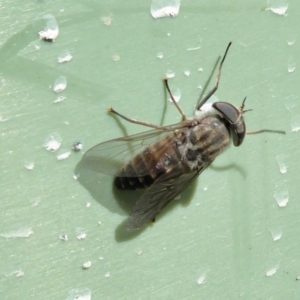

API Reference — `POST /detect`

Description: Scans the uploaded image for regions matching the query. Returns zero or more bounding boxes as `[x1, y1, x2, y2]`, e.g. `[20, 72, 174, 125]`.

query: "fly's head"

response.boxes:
[212, 97, 249, 147]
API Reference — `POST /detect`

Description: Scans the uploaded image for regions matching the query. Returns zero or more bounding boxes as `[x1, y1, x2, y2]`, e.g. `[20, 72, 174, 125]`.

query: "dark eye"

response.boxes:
[212, 102, 246, 146]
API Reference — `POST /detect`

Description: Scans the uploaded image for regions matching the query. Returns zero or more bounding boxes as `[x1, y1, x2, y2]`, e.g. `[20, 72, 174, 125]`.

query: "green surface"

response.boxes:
[1, 1, 300, 299]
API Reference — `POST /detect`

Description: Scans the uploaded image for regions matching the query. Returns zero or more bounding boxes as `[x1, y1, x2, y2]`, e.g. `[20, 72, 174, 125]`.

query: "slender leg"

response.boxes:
[164, 77, 186, 121]
[108, 107, 162, 129]
[197, 42, 232, 110]
[247, 129, 286, 135]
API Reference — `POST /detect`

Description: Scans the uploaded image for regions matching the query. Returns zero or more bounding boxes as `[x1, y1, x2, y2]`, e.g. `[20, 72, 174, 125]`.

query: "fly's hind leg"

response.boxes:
[108, 107, 162, 129]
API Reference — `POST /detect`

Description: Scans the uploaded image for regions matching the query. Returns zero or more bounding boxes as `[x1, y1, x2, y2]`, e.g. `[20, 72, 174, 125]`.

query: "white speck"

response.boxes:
[53, 76, 67, 93]
[39, 14, 59, 42]
[24, 160, 35, 170]
[187, 46, 201, 51]
[112, 54, 120, 62]
[57, 150, 71, 160]
[168, 87, 181, 103]
[167, 32, 171, 36]
[0, 227, 33, 239]
[58, 51, 73, 63]
[157, 52, 164, 59]
[266, 0, 288, 16]
[43, 133, 62, 152]
[165, 70, 175, 79]
[6, 270, 25, 278]
[273, 190, 289, 207]
[296, 275, 300, 281]
[105, 272, 110, 278]
[270, 228, 282, 241]
[34, 45, 40, 50]
[101, 15, 113, 26]
[266, 267, 278, 277]
[59, 234, 68, 241]
[197, 273, 207, 285]
[73, 174, 80, 180]
[66, 288, 91, 300]
[82, 261, 92, 269]
[76, 228, 87, 240]
[99, 256, 104, 260]
[30, 197, 41, 207]
[198, 67, 203, 72]
[291, 121, 300, 132]
[53, 96, 66, 103]
[203, 186, 208, 191]
[198, 85, 203, 90]
[276, 154, 287, 174]
[184, 70, 191, 76]
[150, 0, 180, 19]
[135, 248, 143, 255]
[86, 202, 91, 208]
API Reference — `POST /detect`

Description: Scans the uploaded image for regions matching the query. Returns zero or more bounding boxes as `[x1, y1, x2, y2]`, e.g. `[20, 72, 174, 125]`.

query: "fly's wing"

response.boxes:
[82, 121, 192, 176]
[126, 162, 211, 231]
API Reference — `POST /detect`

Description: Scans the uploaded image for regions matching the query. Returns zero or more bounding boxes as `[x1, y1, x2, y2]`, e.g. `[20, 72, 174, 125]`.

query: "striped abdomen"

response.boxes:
[115, 116, 231, 190]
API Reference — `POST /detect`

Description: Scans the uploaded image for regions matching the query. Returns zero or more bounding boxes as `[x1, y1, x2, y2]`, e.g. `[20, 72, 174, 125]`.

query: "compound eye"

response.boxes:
[212, 102, 246, 147]
[212, 102, 240, 123]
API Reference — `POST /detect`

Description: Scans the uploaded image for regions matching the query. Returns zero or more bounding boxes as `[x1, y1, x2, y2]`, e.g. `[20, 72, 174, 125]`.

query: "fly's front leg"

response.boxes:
[163, 77, 187, 121]
[108, 107, 162, 129]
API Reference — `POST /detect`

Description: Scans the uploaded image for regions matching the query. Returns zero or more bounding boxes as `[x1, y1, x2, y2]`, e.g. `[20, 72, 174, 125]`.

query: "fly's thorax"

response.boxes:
[178, 116, 231, 171]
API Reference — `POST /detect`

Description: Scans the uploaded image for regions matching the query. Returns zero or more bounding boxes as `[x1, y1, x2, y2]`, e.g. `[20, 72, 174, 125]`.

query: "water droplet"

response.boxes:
[76, 227, 87, 240]
[58, 51, 73, 63]
[288, 59, 296, 73]
[156, 52, 164, 59]
[57, 150, 71, 160]
[150, 0, 181, 19]
[266, 0, 288, 16]
[101, 15, 113, 26]
[266, 266, 278, 277]
[198, 67, 204, 72]
[276, 154, 287, 174]
[66, 288, 91, 300]
[53, 96, 66, 104]
[269, 228, 282, 241]
[187, 46, 201, 51]
[291, 121, 300, 132]
[0, 227, 33, 239]
[165, 70, 175, 78]
[24, 160, 35, 170]
[168, 87, 181, 103]
[59, 234, 68, 241]
[86, 202, 91, 208]
[43, 132, 62, 152]
[82, 261, 92, 269]
[287, 36, 296, 46]
[112, 54, 120, 62]
[104, 272, 110, 278]
[184, 70, 191, 76]
[72, 142, 83, 152]
[53, 76, 67, 93]
[39, 14, 59, 42]
[197, 273, 207, 285]
[273, 189, 289, 207]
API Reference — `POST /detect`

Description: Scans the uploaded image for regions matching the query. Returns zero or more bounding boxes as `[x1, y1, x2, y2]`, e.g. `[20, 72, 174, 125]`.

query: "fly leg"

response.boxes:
[163, 77, 186, 121]
[108, 107, 163, 129]
[197, 42, 232, 110]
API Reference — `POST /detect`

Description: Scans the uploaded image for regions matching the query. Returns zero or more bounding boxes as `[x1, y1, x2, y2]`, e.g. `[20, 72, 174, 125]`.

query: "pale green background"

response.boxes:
[1, 1, 299, 299]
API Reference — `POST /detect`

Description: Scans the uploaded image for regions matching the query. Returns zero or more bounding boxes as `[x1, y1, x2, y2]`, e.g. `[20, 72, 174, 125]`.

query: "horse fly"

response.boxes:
[83, 42, 285, 232]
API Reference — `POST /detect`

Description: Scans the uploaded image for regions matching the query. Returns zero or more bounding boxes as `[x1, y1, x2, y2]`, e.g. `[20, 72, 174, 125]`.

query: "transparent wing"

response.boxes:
[126, 162, 211, 232]
[81, 121, 191, 176]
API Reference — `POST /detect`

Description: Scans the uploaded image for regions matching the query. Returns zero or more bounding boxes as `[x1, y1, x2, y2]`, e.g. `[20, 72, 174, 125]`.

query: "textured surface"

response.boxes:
[1, 0, 299, 299]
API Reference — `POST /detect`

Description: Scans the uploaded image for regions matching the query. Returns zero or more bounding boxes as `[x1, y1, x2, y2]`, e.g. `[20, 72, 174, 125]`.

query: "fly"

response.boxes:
[82, 42, 285, 232]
